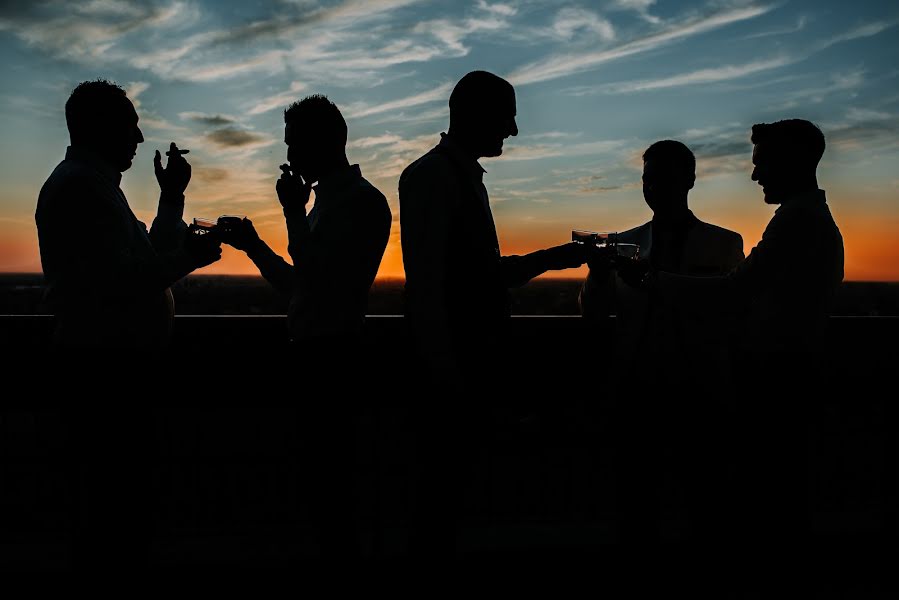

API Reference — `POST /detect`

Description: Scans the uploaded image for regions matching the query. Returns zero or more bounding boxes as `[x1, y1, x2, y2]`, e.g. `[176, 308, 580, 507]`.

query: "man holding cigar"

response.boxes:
[36, 79, 222, 349]
[35, 79, 221, 571]
[220, 94, 391, 558]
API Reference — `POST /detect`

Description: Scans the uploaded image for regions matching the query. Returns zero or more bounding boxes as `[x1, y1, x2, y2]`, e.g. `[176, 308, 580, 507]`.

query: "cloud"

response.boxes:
[507, 3, 774, 86]
[344, 82, 452, 119]
[610, 0, 661, 25]
[550, 7, 615, 42]
[0, 1, 196, 65]
[348, 134, 406, 149]
[179, 112, 238, 126]
[247, 82, 308, 116]
[476, 1, 517, 18]
[745, 14, 808, 39]
[124, 80, 150, 108]
[576, 56, 794, 95]
[205, 127, 269, 148]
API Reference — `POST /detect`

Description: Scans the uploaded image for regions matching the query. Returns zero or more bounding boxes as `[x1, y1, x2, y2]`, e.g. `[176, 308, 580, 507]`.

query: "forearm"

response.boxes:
[245, 239, 295, 295]
[500, 250, 552, 288]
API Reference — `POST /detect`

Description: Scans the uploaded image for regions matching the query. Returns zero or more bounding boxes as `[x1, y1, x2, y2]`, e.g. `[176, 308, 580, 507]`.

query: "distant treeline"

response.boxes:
[2, 274, 898, 316]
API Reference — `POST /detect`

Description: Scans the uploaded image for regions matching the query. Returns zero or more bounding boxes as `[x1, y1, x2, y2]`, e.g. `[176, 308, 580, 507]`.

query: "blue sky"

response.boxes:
[1, 0, 898, 279]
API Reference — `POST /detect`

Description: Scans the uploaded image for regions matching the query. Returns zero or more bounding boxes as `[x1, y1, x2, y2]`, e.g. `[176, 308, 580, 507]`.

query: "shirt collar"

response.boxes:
[775, 189, 826, 214]
[312, 163, 362, 201]
[438, 132, 486, 180]
[65, 145, 123, 187]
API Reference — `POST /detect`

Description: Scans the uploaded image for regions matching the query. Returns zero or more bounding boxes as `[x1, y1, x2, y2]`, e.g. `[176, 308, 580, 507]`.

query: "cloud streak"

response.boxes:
[507, 3, 774, 86]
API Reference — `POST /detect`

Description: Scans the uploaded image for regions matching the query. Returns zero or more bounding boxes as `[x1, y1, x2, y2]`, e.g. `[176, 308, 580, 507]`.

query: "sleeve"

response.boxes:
[148, 192, 188, 253]
[399, 163, 459, 380]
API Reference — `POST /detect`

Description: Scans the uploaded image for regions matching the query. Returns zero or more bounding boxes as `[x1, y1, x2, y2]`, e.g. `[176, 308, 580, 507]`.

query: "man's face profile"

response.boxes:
[751, 143, 786, 205]
[479, 93, 518, 158]
[103, 97, 144, 173]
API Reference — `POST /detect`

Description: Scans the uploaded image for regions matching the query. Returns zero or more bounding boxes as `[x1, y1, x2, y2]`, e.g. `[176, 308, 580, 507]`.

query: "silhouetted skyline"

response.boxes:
[1, 0, 898, 279]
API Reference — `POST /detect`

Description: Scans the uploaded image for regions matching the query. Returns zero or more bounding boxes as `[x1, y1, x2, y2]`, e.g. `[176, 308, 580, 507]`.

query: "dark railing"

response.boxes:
[1, 315, 896, 568]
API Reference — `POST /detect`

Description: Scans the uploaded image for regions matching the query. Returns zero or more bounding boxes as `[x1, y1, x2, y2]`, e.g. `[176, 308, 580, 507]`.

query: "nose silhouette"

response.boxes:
[136, 127, 144, 144]
[509, 117, 518, 138]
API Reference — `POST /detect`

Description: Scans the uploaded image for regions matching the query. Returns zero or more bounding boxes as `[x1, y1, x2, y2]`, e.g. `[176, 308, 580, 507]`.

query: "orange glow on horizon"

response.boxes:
[3, 215, 898, 281]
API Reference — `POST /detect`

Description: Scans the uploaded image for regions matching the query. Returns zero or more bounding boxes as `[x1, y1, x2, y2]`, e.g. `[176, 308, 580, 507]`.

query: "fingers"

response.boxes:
[165, 141, 190, 156]
[154, 150, 164, 179]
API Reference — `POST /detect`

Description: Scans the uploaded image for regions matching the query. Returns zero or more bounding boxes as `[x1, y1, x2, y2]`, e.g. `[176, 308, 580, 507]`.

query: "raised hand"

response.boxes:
[154, 142, 192, 197]
[275, 163, 311, 209]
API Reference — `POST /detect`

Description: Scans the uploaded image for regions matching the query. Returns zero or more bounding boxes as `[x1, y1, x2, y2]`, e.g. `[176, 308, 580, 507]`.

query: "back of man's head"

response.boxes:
[284, 94, 347, 148]
[65, 79, 128, 145]
[751, 119, 825, 169]
[643, 140, 696, 179]
[449, 70, 515, 124]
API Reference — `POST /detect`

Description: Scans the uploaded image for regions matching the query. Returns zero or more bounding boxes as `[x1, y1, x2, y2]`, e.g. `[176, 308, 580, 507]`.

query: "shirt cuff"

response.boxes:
[158, 193, 186, 215]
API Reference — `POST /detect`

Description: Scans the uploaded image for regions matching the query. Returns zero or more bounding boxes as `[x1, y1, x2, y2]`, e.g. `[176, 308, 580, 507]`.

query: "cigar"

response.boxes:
[165, 149, 191, 156]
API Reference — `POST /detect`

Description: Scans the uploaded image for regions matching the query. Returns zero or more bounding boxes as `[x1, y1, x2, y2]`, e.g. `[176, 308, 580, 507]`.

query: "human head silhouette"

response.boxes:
[751, 119, 824, 204]
[642, 140, 696, 219]
[284, 94, 348, 184]
[448, 70, 518, 158]
[66, 79, 144, 173]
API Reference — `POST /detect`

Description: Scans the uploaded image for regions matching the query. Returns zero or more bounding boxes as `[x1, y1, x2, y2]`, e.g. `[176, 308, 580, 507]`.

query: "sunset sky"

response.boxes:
[1, 0, 897, 280]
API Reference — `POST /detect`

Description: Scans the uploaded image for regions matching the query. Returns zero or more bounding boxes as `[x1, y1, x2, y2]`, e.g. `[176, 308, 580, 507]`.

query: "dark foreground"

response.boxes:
[0, 315, 896, 597]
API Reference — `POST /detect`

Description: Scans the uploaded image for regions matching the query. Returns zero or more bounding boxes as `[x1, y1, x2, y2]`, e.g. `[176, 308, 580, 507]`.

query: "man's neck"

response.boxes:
[309, 155, 351, 185]
[445, 129, 482, 161]
[652, 206, 692, 228]
[778, 181, 819, 205]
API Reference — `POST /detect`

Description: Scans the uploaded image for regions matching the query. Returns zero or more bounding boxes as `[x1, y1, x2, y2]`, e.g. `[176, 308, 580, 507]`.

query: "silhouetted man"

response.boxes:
[400, 70, 589, 390]
[621, 119, 844, 554]
[399, 70, 590, 555]
[580, 140, 743, 547]
[221, 94, 391, 558]
[36, 80, 221, 348]
[34, 79, 220, 571]
[222, 94, 391, 348]
[581, 139, 744, 376]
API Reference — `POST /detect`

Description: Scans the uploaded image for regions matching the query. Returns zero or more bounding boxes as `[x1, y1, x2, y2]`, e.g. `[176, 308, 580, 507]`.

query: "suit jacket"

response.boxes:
[581, 214, 744, 380]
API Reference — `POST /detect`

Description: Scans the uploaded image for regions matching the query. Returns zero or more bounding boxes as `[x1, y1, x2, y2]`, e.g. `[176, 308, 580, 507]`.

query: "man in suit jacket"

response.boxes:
[580, 140, 744, 547]
[580, 140, 744, 378]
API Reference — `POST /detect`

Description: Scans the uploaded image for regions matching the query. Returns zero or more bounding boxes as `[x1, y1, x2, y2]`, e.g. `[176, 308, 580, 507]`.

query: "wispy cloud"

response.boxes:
[344, 82, 452, 119]
[575, 56, 793, 95]
[745, 14, 808, 39]
[507, 3, 774, 86]
[610, 0, 661, 25]
[549, 7, 615, 42]
[247, 82, 308, 116]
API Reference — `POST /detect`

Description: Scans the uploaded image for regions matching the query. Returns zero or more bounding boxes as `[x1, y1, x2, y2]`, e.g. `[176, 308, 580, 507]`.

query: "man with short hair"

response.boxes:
[621, 119, 844, 553]
[35, 78, 220, 571]
[222, 94, 391, 346]
[398, 70, 590, 556]
[580, 139, 744, 370]
[36, 79, 221, 348]
[221, 94, 391, 559]
[580, 139, 743, 547]
[400, 70, 590, 390]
